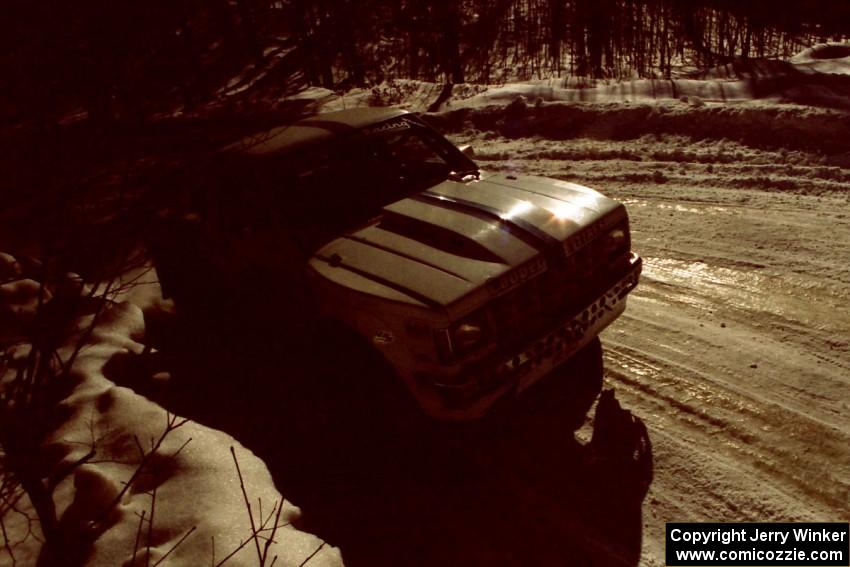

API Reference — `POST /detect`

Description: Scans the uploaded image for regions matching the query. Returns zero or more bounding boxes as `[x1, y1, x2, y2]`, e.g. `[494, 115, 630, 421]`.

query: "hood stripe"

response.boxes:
[417, 191, 566, 265]
[345, 234, 472, 282]
[384, 198, 537, 266]
[314, 255, 442, 309]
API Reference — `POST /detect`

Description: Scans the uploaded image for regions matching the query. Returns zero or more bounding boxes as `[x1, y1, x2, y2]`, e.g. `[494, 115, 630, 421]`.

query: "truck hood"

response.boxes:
[310, 173, 626, 313]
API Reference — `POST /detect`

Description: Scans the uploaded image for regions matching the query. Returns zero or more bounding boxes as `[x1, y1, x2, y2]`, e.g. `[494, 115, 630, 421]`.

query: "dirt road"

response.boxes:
[454, 129, 850, 564]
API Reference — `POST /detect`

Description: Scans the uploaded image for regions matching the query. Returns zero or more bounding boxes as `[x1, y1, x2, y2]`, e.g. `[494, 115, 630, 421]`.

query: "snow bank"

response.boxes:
[315, 44, 850, 151]
[791, 42, 850, 76]
[0, 254, 342, 567]
[440, 76, 756, 106]
[322, 79, 488, 113]
[430, 98, 850, 155]
[320, 45, 850, 112]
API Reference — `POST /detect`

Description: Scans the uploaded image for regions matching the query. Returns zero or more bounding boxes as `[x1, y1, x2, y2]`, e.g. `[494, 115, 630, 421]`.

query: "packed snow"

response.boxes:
[3, 43, 850, 566]
[0, 254, 341, 566]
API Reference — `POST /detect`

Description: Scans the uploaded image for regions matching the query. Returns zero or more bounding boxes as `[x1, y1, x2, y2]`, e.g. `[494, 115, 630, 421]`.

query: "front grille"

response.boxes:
[488, 276, 543, 349]
[487, 222, 629, 351]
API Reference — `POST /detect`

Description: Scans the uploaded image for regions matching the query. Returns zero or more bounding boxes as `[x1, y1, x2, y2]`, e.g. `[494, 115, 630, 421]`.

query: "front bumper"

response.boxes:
[420, 253, 642, 420]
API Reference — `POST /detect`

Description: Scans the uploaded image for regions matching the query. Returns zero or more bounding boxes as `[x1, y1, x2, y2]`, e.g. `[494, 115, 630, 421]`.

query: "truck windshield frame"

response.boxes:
[204, 116, 479, 256]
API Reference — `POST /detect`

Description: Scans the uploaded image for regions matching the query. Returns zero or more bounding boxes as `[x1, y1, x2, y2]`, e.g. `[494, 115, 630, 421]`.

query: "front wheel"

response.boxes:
[308, 323, 423, 445]
[514, 337, 605, 431]
[148, 217, 212, 309]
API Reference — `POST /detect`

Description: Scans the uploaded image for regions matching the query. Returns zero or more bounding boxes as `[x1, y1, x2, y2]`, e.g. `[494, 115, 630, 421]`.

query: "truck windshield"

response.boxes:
[281, 120, 474, 236]
[209, 117, 477, 254]
[361, 119, 478, 188]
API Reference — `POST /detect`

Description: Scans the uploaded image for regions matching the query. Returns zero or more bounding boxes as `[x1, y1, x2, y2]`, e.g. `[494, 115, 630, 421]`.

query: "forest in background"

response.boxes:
[3, 0, 850, 129]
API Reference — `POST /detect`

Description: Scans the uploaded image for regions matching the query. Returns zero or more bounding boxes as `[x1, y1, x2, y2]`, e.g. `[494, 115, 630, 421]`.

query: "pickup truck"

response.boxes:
[151, 107, 641, 421]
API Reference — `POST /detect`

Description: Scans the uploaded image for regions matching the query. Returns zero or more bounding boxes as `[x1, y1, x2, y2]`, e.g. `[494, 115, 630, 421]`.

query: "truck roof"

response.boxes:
[223, 107, 409, 157]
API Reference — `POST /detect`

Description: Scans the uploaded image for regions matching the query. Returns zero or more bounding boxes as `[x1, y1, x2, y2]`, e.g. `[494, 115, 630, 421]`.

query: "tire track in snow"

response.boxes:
[602, 306, 850, 507]
[451, 127, 850, 566]
[603, 340, 849, 515]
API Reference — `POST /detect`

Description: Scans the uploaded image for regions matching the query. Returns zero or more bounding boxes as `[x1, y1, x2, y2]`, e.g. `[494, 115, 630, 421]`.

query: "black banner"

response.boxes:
[666, 523, 849, 566]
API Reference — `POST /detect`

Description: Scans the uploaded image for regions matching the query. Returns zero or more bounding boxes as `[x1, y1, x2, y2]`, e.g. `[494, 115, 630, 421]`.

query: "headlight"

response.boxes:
[435, 311, 491, 361]
[605, 227, 629, 259]
[451, 321, 485, 352]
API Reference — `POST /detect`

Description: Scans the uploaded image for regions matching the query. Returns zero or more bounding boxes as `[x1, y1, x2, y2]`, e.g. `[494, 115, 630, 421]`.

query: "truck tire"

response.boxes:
[515, 337, 604, 431]
[310, 322, 423, 443]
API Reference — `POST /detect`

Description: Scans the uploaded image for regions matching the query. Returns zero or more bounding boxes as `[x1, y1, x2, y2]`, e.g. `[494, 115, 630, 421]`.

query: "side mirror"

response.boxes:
[458, 145, 475, 158]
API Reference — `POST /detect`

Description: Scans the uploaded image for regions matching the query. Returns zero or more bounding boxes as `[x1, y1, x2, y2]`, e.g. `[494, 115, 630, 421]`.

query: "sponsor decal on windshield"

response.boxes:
[361, 118, 411, 137]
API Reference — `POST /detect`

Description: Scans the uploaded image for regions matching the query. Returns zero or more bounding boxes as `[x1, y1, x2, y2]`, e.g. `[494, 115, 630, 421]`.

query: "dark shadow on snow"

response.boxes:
[108, 301, 653, 567]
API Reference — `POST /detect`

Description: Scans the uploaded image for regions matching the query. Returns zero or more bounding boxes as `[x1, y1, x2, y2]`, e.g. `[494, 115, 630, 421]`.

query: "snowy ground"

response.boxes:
[3, 43, 850, 566]
[0, 261, 342, 566]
